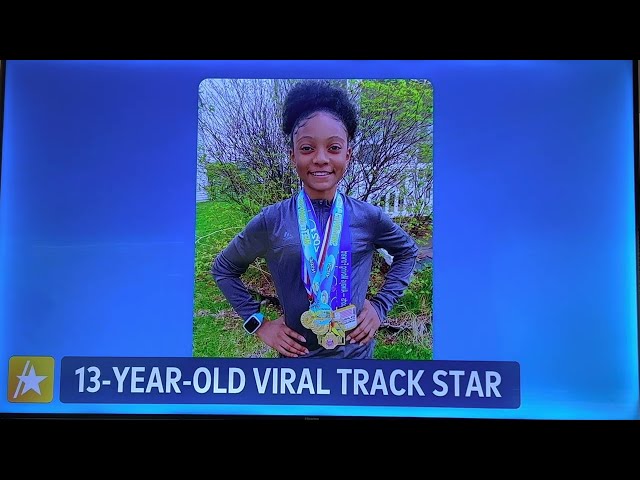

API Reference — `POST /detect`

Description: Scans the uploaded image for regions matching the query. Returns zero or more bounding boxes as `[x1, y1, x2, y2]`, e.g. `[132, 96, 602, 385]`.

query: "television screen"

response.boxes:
[1, 60, 638, 423]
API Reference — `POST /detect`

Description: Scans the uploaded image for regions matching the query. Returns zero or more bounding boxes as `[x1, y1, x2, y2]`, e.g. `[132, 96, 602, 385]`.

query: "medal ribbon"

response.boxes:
[296, 190, 351, 311]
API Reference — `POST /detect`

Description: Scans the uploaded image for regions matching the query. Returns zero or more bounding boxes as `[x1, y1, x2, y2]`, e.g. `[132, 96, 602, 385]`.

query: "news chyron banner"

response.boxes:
[4, 357, 525, 408]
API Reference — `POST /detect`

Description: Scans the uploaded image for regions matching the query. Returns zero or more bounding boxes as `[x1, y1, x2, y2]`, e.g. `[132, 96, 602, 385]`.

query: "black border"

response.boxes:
[2, 414, 639, 459]
[2, 412, 639, 435]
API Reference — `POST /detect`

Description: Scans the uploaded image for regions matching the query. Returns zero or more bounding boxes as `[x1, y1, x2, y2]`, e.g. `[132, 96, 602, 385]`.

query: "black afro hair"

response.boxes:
[282, 80, 358, 143]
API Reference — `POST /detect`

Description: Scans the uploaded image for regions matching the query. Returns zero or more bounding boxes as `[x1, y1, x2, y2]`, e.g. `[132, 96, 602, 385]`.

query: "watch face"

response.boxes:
[244, 316, 261, 334]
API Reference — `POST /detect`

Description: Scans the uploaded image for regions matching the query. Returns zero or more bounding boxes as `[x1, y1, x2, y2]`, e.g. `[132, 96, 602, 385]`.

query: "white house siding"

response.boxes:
[196, 164, 209, 202]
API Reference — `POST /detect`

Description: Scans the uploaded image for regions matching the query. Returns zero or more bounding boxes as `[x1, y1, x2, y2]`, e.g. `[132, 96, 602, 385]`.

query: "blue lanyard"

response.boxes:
[296, 190, 351, 310]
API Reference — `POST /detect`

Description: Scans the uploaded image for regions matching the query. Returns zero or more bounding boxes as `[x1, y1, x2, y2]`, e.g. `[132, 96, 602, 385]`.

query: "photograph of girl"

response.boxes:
[195, 78, 433, 360]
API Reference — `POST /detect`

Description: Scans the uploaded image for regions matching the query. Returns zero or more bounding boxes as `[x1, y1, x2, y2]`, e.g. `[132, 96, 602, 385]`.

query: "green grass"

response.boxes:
[374, 265, 433, 360]
[193, 200, 433, 360]
[375, 341, 432, 360]
[193, 201, 261, 358]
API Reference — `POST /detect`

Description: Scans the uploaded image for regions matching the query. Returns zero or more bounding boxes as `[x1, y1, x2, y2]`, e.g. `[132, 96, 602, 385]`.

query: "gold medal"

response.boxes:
[330, 321, 346, 340]
[318, 320, 346, 349]
[320, 332, 342, 350]
[310, 309, 331, 335]
[300, 310, 314, 329]
[301, 308, 332, 335]
[301, 305, 349, 349]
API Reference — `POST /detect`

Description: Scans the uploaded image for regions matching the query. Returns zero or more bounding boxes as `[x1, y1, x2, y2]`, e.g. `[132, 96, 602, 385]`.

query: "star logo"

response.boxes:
[8, 356, 55, 403]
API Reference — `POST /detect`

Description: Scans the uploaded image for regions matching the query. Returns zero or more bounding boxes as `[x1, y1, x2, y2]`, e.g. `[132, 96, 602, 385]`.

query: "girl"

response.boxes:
[212, 80, 418, 359]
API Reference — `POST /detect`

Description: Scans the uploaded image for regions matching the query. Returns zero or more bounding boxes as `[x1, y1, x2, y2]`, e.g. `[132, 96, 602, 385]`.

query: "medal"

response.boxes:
[303, 307, 332, 336]
[296, 190, 353, 350]
[332, 304, 357, 331]
[320, 332, 342, 350]
[328, 319, 346, 344]
[300, 310, 314, 329]
[301, 306, 355, 348]
[313, 308, 352, 348]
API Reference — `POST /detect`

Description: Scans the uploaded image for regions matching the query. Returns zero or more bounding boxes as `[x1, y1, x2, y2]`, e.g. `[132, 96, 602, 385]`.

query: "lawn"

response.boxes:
[193, 200, 433, 359]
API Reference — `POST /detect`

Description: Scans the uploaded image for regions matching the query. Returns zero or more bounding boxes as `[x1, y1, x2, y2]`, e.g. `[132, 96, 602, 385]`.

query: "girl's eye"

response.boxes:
[329, 145, 341, 151]
[301, 146, 313, 152]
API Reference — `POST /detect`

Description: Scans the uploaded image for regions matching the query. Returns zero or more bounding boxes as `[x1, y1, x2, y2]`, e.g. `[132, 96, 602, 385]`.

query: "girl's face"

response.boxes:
[290, 111, 351, 200]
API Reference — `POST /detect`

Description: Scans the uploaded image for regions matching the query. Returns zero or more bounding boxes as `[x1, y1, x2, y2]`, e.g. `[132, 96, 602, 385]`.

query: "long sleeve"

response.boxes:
[211, 211, 269, 321]
[369, 209, 419, 322]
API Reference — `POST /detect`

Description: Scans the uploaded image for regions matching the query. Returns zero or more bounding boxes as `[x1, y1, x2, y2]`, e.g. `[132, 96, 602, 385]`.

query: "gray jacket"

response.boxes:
[212, 195, 419, 353]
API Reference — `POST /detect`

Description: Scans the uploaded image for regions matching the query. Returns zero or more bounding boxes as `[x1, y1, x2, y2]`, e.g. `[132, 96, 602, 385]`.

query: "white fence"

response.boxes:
[347, 163, 433, 218]
[370, 185, 433, 218]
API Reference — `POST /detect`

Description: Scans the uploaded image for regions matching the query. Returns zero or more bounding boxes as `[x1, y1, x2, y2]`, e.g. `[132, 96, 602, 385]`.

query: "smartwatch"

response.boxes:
[243, 312, 264, 335]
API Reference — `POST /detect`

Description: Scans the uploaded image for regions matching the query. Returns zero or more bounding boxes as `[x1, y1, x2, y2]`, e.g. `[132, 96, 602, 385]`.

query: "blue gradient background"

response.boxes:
[1, 60, 638, 419]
